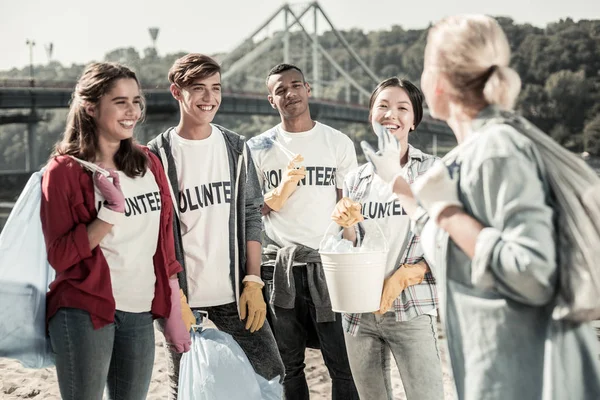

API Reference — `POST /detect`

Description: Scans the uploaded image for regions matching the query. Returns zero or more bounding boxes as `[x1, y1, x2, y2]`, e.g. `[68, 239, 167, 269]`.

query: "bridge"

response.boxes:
[0, 84, 372, 123]
[0, 80, 451, 130]
[0, 1, 455, 222]
[0, 82, 453, 169]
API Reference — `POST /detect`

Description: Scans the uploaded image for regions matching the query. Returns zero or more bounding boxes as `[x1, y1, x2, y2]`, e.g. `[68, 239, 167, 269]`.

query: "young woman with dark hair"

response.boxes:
[331, 77, 444, 400]
[41, 62, 191, 400]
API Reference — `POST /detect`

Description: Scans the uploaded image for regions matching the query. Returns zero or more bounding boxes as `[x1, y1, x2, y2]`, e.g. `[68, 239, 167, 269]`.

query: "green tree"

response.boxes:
[544, 69, 593, 141]
[1, 16, 600, 170]
[549, 124, 572, 147]
[104, 47, 141, 65]
[584, 115, 600, 156]
[516, 84, 552, 131]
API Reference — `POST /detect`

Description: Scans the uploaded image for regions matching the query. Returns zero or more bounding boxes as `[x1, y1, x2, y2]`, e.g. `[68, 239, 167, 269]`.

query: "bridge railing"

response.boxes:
[0, 78, 76, 89]
[0, 79, 369, 109]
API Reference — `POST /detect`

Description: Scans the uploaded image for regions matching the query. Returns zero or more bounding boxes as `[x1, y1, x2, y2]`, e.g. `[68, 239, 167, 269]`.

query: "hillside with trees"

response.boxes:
[0, 16, 599, 171]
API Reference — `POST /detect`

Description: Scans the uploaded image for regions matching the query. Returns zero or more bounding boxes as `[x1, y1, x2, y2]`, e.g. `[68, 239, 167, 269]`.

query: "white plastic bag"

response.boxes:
[178, 324, 282, 400]
[0, 158, 109, 368]
[485, 112, 600, 322]
[0, 170, 55, 368]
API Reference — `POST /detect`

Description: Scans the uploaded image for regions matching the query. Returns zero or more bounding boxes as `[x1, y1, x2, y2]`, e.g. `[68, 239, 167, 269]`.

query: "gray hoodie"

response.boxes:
[148, 125, 263, 312]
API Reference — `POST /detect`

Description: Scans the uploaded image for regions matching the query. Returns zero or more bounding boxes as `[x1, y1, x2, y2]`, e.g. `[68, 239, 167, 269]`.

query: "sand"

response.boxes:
[0, 323, 458, 400]
[6, 317, 596, 399]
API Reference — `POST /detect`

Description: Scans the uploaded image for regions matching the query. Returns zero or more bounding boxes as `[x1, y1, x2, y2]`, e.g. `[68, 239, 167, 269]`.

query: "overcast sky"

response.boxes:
[1, 0, 598, 71]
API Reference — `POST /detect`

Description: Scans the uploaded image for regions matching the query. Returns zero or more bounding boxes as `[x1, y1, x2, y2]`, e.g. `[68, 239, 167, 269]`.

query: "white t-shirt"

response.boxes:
[170, 125, 234, 307]
[360, 172, 411, 277]
[250, 122, 358, 250]
[95, 169, 160, 313]
[358, 167, 437, 317]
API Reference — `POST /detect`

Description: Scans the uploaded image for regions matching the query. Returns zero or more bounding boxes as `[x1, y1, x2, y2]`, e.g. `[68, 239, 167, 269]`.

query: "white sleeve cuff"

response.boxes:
[243, 274, 265, 287]
[410, 206, 429, 235]
[471, 227, 501, 289]
[97, 206, 125, 225]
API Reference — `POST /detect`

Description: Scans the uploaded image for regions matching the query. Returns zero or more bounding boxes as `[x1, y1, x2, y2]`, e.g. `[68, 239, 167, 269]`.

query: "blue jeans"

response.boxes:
[263, 265, 359, 400]
[48, 307, 155, 400]
[159, 301, 284, 400]
[344, 313, 444, 400]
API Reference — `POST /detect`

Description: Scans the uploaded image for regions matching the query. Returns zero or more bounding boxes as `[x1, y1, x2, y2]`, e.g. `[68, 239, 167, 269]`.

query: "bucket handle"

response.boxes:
[319, 219, 389, 253]
[190, 310, 213, 332]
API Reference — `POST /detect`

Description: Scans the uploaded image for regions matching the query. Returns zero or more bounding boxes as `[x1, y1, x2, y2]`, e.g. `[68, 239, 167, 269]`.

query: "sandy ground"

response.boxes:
[4, 321, 598, 399]
[0, 323, 458, 400]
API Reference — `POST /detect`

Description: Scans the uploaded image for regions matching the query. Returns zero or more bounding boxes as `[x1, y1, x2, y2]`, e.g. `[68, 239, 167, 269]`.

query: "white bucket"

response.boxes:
[319, 221, 388, 313]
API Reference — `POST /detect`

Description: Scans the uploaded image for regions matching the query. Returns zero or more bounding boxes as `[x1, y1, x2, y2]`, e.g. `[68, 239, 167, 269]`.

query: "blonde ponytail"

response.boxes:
[427, 15, 522, 110]
[483, 65, 522, 110]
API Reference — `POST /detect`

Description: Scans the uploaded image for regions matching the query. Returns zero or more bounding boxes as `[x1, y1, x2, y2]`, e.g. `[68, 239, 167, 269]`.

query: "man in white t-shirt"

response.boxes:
[148, 54, 284, 399]
[248, 64, 359, 400]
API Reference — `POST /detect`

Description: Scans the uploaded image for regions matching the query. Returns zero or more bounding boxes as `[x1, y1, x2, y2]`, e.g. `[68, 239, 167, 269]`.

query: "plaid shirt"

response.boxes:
[342, 145, 440, 336]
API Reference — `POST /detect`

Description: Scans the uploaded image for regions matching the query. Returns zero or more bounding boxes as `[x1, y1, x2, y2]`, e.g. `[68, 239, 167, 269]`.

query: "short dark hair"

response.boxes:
[265, 63, 305, 87]
[368, 77, 424, 130]
[168, 53, 221, 87]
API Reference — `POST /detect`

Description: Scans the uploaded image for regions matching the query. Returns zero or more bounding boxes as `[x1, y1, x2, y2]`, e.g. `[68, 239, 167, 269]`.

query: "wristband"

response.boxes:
[97, 206, 124, 225]
[242, 275, 265, 287]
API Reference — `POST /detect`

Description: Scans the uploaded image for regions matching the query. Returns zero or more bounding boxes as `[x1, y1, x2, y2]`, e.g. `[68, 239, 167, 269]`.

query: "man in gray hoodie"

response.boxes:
[148, 53, 284, 399]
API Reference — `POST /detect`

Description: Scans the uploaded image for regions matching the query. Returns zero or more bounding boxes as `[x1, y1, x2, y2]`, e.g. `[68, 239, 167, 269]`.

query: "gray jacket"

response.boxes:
[148, 126, 263, 312]
[262, 234, 335, 323]
[414, 106, 600, 400]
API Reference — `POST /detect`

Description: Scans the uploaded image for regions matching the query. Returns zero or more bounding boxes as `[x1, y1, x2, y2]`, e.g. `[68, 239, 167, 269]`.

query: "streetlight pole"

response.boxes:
[25, 39, 36, 81]
[45, 42, 54, 63]
[24, 39, 37, 171]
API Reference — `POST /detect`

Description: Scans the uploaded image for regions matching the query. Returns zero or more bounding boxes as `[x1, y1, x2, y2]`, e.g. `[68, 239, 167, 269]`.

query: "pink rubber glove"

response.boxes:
[163, 279, 192, 353]
[93, 168, 125, 213]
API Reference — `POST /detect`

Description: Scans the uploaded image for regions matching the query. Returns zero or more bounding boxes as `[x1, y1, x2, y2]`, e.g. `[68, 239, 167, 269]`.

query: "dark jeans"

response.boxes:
[48, 307, 155, 400]
[263, 265, 359, 400]
[158, 301, 284, 400]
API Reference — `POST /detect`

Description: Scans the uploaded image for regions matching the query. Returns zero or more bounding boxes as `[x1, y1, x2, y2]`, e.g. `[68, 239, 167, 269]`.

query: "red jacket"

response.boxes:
[40, 147, 182, 329]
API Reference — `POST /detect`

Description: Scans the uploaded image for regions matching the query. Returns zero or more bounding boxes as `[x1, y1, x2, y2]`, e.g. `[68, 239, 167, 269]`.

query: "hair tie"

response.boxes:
[462, 64, 501, 90]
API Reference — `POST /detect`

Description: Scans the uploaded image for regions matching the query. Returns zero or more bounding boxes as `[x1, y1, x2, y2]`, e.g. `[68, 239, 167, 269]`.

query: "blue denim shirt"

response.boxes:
[415, 106, 600, 400]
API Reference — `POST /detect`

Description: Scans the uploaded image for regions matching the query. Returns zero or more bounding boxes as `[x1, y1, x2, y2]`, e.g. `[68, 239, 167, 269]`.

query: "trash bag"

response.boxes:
[0, 159, 111, 368]
[178, 326, 282, 400]
[485, 112, 600, 322]
[0, 170, 55, 368]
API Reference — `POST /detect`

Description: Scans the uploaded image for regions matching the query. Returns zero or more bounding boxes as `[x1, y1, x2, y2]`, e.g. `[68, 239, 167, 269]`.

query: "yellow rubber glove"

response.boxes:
[331, 197, 364, 228]
[179, 289, 196, 332]
[239, 281, 267, 333]
[264, 154, 306, 211]
[376, 262, 429, 314]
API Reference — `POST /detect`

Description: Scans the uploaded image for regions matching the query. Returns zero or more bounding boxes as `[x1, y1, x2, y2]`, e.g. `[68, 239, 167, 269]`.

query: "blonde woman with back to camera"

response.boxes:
[363, 14, 600, 400]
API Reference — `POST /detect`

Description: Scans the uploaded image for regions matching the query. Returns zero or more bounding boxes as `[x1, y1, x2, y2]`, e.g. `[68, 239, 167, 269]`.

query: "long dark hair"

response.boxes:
[52, 62, 147, 177]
